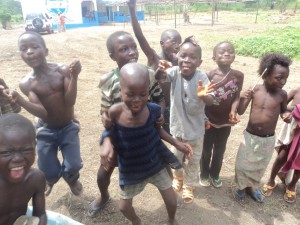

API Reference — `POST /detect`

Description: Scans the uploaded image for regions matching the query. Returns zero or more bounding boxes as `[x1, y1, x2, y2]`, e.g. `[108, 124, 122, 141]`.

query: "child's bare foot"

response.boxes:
[168, 218, 179, 225]
[68, 180, 83, 196]
[87, 195, 111, 217]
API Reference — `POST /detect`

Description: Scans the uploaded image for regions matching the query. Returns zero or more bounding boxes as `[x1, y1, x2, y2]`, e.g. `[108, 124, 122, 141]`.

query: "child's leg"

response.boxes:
[210, 126, 231, 180]
[287, 170, 300, 192]
[159, 187, 178, 225]
[267, 145, 289, 186]
[200, 127, 214, 181]
[119, 198, 141, 225]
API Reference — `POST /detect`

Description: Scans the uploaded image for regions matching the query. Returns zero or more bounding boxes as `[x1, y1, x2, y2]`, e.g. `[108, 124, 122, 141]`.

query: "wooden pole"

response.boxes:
[174, 0, 177, 28]
[255, 0, 259, 24]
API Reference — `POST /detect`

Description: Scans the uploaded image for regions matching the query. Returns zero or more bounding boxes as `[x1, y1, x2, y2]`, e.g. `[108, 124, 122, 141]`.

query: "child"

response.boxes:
[0, 113, 47, 225]
[102, 63, 191, 225]
[4, 31, 83, 197]
[199, 41, 244, 188]
[262, 87, 300, 203]
[0, 78, 21, 115]
[127, 0, 182, 133]
[89, 31, 169, 216]
[156, 36, 215, 204]
[234, 53, 292, 203]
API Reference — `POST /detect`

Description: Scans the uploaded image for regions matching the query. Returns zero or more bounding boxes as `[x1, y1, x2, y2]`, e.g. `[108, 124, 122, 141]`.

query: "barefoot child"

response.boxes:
[127, 0, 182, 133]
[4, 32, 83, 197]
[0, 78, 21, 115]
[199, 41, 244, 188]
[0, 113, 47, 225]
[90, 31, 176, 216]
[102, 63, 191, 225]
[156, 36, 215, 204]
[262, 87, 300, 203]
[234, 53, 292, 203]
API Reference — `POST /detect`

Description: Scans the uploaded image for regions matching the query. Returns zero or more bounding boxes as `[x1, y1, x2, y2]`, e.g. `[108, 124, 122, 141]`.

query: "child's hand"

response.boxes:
[101, 111, 113, 129]
[281, 112, 292, 123]
[240, 89, 254, 100]
[197, 80, 215, 97]
[127, 0, 136, 8]
[155, 114, 165, 127]
[2, 89, 19, 103]
[69, 60, 81, 78]
[175, 141, 192, 159]
[205, 121, 211, 129]
[100, 137, 116, 171]
[229, 112, 240, 124]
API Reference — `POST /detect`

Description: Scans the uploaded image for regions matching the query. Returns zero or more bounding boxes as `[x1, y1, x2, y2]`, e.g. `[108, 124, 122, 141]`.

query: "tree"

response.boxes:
[0, 0, 22, 29]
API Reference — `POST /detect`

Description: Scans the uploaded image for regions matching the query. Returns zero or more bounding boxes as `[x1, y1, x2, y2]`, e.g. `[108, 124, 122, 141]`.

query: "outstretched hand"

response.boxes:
[240, 89, 254, 100]
[197, 80, 215, 97]
[69, 60, 81, 78]
[155, 60, 172, 80]
[2, 89, 19, 103]
[228, 112, 240, 124]
[281, 112, 292, 123]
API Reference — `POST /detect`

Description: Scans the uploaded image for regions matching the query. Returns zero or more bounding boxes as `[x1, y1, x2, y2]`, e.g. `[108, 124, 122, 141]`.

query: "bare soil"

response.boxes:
[1, 11, 300, 225]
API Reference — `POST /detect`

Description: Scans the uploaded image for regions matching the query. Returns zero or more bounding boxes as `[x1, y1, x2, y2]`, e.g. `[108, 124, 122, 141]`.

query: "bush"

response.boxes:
[0, 12, 11, 29]
[232, 26, 300, 59]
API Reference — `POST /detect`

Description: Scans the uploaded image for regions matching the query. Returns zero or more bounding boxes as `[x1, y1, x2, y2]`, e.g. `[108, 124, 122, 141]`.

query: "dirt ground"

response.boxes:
[1, 11, 300, 225]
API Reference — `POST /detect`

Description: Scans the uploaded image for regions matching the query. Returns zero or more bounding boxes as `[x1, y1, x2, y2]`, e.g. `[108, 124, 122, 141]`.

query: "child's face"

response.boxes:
[18, 34, 48, 68]
[121, 79, 149, 114]
[110, 34, 139, 69]
[0, 130, 35, 183]
[213, 43, 235, 66]
[264, 64, 289, 90]
[178, 42, 202, 78]
[161, 34, 182, 62]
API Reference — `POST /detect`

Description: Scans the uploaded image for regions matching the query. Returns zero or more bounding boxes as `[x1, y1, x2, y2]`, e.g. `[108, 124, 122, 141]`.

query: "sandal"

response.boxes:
[248, 189, 264, 203]
[87, 196, 111, 217]
[284, 188, 296, 203]
[261, 182, 278, 197]
[182, 184, 194, 204]
[172, 176, 183, 192]
[232, 189, 246, 205]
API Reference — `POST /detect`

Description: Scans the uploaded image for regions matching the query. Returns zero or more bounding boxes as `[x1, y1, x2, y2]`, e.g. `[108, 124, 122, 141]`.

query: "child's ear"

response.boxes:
[45, 48, 49, 56]
[160, 41, 164, 46]
[212, 56, 216, 61]
[109, 52, 116, 61]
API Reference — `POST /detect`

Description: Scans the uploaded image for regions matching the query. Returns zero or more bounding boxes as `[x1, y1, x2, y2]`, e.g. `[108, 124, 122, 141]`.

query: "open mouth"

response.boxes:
[10, 166, 25, 179]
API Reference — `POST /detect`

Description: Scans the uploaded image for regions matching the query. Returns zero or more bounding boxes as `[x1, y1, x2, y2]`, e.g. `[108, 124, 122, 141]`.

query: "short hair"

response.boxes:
[106, 31, 132, 54]
[160, 29, 181, 42]
[180, 36, 202, 59]
[213, 41, 235, 56]
[18, 31, 46, 48]
[120, 63, 149, 87]
[0, 113, 35, 139]
[258, 53, 292, 79]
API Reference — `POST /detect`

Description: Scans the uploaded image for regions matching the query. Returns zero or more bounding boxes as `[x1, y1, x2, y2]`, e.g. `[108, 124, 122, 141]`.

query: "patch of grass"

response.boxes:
[232, 26, 300, 59]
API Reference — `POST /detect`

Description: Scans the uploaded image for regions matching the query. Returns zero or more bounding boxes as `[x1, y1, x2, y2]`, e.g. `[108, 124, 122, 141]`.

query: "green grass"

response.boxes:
[232, 26, 300, 59]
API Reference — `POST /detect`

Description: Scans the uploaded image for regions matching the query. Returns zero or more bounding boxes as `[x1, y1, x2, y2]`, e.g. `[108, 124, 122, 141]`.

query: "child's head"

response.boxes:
[120, 63, 149, 114]
[106, 31, 139, 69]
[18, 32, 48, 68]
[178, 36, 202, 79]
[259, 53, 292, 89]
[160, 29, 182, 62]
[213, 41, 235, 67]
[0, 113, 36, 184]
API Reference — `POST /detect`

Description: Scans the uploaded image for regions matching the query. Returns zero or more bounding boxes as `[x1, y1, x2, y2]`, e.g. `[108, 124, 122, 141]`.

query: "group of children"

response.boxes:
[0, 0, 299, 224]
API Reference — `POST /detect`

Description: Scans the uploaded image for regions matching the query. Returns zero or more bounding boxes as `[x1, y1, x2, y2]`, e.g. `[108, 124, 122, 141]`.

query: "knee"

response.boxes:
[119, 200, 131, 214]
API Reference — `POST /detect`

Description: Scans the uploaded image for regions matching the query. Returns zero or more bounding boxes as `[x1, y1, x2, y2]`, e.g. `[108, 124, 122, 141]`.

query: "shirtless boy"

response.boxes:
[0, 113, 47, 225]
[4, 31, 83, 196]
[234, 53, 292, 203]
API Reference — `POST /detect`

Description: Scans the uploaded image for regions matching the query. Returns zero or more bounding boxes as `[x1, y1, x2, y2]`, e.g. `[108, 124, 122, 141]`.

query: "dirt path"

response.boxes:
[1, 11, 300, 225]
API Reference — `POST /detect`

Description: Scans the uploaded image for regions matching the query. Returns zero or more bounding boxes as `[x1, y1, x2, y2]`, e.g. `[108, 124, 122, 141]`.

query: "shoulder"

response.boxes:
[147, 102, 161, 114]
[207, 69, 218, 80]
[108, 102, 123, 119]
[231, 69, 244, 80]
[56, 63, 70, 77]
[27, 168, 46, 185]
[99, 69, 118, 88]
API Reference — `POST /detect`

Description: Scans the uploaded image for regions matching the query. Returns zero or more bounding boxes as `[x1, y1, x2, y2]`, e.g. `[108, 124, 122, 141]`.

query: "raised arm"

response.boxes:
[237, 88, 254, 115]
[64, 60, 81, 107]
[127, 0, 158, 68]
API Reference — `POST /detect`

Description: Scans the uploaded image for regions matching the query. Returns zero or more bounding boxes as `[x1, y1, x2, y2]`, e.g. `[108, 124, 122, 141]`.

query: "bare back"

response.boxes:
[288, 87, 300, 106]
[0, 168, 46, 225]
[247, 84, 287, 136]
[20, 63, 75, 126]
